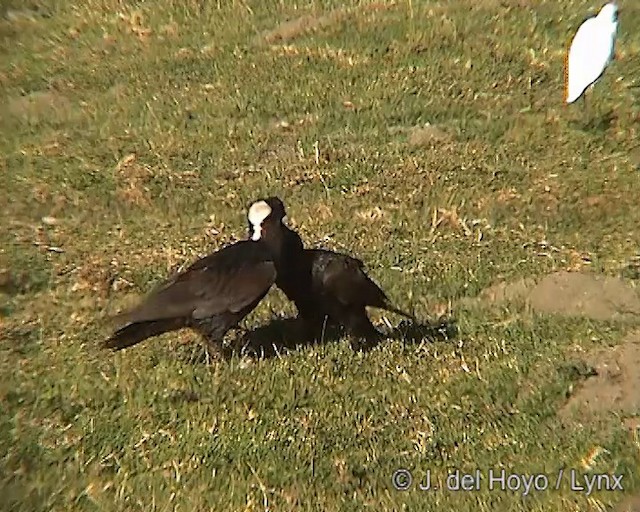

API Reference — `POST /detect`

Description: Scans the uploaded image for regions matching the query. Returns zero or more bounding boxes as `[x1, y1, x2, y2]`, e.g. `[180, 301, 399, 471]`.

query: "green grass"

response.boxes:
[2, 0, 640, 510]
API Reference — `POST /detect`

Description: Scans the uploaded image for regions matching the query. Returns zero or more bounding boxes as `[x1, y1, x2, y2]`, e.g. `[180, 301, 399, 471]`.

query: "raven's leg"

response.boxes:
[192, 318, 232, 364]
[295, 311, 331, 344]
[340, 308, 384, 352]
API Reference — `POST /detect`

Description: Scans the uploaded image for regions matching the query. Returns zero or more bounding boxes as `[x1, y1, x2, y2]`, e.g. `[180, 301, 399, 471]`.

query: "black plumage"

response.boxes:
[103, 198, 289, 354]
[272, 217, 415, 347]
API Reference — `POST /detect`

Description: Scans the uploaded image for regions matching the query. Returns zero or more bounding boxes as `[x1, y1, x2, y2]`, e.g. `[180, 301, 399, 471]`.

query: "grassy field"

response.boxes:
[3, 0, 640, 510]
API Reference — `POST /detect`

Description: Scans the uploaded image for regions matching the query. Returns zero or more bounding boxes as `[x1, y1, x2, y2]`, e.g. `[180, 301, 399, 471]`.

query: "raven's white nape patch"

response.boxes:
[248, 200, 272, 241]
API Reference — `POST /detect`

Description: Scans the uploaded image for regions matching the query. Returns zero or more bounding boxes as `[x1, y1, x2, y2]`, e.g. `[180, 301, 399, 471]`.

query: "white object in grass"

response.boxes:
[565, 2, 619, 104]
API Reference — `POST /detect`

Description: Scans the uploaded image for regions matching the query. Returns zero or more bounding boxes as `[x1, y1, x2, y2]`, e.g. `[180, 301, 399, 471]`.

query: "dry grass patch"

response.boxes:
[113, 153, 154, 207]
[268, 44, 370, 67]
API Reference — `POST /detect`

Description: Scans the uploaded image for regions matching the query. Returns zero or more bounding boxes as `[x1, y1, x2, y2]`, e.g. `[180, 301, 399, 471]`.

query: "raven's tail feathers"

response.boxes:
[102, 318, 186, 350]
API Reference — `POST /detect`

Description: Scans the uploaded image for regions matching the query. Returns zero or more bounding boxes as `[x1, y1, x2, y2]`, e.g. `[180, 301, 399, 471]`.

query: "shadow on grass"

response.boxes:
[0, 481, 48, 512]
[181, 315, 459, 364]
[568, 108, 616, 134]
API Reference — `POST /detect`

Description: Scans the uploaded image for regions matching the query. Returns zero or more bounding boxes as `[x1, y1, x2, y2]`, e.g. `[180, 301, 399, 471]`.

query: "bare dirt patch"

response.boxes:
[470, 272, 640, 425]
[559, 330, 640, 422]
[256, 2, 398, 46]
[407, 123, 456, 148]
[528, 272, 640, 320]
[472, 271, 640, 322]
[388, 123, 456, 148]
[258, 9, 349, 45]
[613, 493, 640, 512]
[5, 91, 77, 125]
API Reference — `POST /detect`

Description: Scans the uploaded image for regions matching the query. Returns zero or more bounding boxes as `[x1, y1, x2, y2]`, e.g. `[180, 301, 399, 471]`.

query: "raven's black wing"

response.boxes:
[104, 241, 277, 349]
[315, 250, 413, 319]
